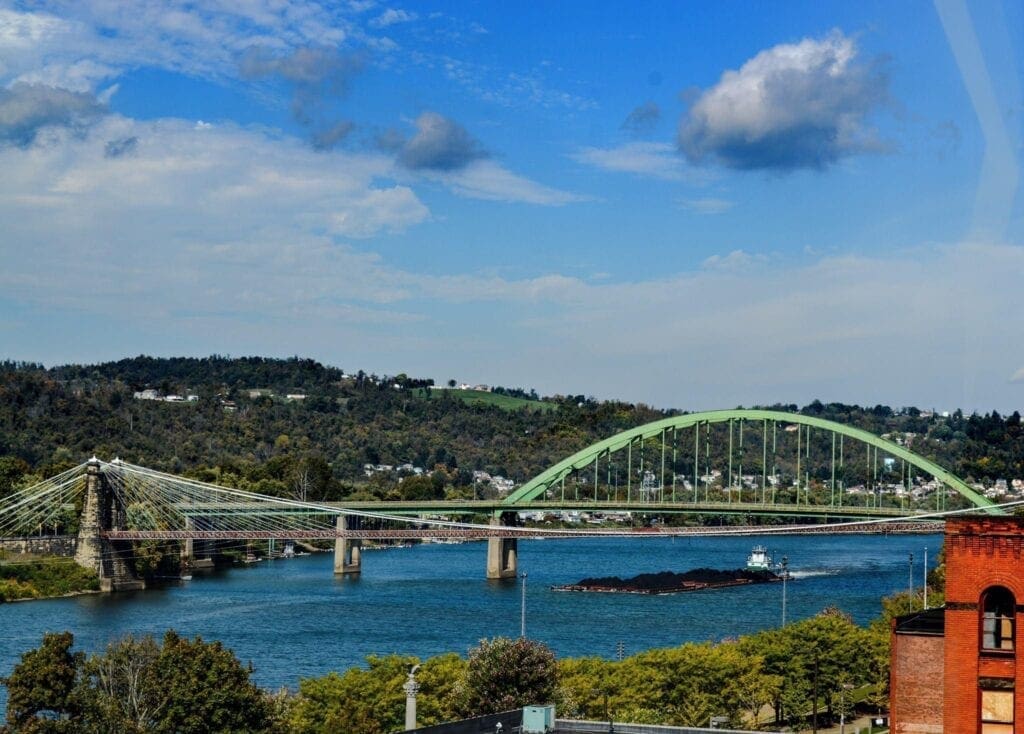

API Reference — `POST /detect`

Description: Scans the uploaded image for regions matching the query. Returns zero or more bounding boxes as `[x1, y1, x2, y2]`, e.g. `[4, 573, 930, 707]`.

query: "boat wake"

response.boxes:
[787, 568, 838, 579]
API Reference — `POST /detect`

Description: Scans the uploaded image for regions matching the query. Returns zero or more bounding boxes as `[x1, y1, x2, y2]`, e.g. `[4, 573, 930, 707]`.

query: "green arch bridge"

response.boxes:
[502, 409, 994, 513]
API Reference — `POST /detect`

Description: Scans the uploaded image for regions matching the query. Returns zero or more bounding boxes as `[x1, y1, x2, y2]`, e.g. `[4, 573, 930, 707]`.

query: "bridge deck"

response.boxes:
[103, 521, 942, 541]
[170, 499, 927, 519]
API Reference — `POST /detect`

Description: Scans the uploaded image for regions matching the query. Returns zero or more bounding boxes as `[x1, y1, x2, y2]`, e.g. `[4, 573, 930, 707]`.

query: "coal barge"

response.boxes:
[551, 567, 781, 595]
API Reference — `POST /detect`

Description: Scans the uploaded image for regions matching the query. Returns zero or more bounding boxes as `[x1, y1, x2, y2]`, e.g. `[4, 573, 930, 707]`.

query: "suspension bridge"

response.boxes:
[0, 410, 999, 591]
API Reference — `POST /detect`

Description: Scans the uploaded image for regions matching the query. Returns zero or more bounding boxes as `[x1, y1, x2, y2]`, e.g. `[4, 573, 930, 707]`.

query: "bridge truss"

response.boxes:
[503, 409, 997, 514]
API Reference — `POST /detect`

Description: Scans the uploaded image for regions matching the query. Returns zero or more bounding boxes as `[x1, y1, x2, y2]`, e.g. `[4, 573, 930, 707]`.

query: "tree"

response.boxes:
[78, 635, 162, 733]
[3, 631, 81, 732]
[3, 631, 277, 734]
[0, 456, 30, 499]
[463, 637, 557, 716]
[148, 630, 275, 734]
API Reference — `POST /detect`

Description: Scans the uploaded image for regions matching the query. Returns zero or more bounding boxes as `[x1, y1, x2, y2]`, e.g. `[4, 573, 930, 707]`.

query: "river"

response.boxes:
[0, 533, 939, 712]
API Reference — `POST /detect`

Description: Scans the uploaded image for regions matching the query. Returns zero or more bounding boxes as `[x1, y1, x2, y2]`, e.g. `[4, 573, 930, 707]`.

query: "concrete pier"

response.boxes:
[334, 515, 362, 574]
[181, 516, 194, 565]
[486, 514, 518, 579]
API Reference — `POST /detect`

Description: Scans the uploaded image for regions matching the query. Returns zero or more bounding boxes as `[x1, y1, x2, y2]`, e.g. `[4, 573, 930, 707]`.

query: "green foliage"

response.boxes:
[289, 655, 411, 734]
[2, 631, 277, 734]
[2, 631, 81, 731]
[416, 388, 557, 413]
[463, 637, 557, 716]
[0, 559, 99, 601]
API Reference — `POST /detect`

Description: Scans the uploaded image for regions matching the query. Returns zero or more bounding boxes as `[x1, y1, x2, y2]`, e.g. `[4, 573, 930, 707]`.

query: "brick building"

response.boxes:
[891, 516, 1024, 733]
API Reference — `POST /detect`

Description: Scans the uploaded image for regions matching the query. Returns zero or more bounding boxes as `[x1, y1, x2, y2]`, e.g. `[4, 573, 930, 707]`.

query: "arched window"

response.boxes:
[982, 586, 1015, 652]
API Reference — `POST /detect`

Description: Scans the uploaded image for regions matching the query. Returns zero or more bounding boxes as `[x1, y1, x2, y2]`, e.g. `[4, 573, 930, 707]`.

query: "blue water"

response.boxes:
[0, 534, 938, 711]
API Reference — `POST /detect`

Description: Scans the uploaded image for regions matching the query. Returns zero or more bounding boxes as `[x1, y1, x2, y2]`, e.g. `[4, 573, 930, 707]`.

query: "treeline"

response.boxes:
[0, 358, 1021, 500]
[3, 594, 925, 733]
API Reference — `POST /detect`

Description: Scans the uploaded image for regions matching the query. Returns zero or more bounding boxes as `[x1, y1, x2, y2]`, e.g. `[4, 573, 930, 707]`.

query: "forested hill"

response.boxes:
[0, 357, 1020, 502]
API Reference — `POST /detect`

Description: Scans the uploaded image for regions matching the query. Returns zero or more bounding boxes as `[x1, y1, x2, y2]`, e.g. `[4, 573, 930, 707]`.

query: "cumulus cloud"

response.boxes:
[571, 141, 686, 180]
[0, 82, 105, 146]
[678, 31, 887, 171]
[103, 135, 137, 158]
[369, 9, 418, 29]
[311, 120, 355, 150]
[239, 45, 363, 131]
[621, 101, 660, 135]
[394, 112, 487, 171]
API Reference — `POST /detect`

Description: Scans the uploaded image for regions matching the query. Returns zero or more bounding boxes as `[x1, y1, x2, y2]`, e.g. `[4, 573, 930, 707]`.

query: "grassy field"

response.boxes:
[415, 388, 558, 412]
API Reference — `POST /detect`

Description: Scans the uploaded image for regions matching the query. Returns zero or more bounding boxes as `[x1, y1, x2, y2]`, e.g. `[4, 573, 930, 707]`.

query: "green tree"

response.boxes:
[288, 655, 411, 734]
[3, 631, 276, 734]
[463, 637, 557, 716]
[2, 631, 81, 732]
[148, 630, 275, 734]
[0, 456, 30, 499]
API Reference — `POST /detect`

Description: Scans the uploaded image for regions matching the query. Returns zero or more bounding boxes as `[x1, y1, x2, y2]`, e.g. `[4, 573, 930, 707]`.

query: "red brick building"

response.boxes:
[891, 516, 1024, 733]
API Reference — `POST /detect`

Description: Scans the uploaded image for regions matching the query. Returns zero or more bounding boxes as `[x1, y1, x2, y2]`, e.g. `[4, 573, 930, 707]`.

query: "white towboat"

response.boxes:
[746, 545, 773, 571]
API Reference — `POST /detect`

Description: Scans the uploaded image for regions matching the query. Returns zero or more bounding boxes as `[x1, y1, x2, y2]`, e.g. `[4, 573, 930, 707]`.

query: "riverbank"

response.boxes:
[0, 556, 100, 602]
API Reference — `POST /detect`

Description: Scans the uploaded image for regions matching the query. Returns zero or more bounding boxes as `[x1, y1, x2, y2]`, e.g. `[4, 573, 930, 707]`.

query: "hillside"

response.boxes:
[0, 357, 1021, 504]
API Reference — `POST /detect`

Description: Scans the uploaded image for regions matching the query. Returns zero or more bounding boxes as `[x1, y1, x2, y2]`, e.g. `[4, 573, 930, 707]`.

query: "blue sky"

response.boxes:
[0, 1, 1022, 412]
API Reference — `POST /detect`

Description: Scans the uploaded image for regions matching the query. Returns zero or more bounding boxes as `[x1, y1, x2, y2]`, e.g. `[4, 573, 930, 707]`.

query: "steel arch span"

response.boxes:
[502, 409, 997, 512]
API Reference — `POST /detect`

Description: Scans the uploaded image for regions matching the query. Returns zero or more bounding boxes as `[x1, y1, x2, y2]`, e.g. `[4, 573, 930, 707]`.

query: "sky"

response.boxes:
[0, 1, 1022, 413]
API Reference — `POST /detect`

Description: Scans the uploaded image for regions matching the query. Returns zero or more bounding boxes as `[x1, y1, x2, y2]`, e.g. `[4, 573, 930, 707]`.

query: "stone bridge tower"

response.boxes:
[74, 459, 145, 592]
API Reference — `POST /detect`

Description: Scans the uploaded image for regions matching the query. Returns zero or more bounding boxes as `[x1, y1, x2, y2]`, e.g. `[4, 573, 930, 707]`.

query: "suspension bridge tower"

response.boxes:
[74, 458, 145, 592]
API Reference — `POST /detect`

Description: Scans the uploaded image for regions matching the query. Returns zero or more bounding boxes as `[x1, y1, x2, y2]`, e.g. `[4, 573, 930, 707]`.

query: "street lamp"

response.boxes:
[908, 552, 914, 610]
[520, 571, 528, 637]
[839, 682, 854, 734]
[780, 556, 789, 627]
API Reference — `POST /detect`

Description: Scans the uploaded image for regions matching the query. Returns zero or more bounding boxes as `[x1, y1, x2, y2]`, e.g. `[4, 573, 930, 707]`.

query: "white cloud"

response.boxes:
[571, 142, 687, 181]
[0, 115, 430, 318]
[0, 3, 353, 90]
[701, 249, 765, 269]
[679, 31, 887, 170]
[369, 9, 417, 29]
[680, 197, 735, 215]
[424, 159, 587, 206]
[2, 119, 1021, 411]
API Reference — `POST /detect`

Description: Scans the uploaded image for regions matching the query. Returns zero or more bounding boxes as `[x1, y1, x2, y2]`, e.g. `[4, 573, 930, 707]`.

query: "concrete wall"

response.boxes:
[0, 536, 77, 557]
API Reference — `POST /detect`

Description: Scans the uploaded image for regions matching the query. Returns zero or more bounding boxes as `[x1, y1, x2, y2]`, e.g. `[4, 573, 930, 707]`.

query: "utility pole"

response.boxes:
[780, 556, 789, 627]
[908, 552, 914, 610]
[923, 546, 929, 610]
[520, 571, 527, 637]
[812, 652, 819, 734]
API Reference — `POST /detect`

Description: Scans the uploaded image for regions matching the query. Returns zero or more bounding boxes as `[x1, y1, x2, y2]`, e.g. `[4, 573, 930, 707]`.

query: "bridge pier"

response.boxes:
[75, 459, 144, 592]
[334, 515, 362, 575]
[486, 514, 518, 579]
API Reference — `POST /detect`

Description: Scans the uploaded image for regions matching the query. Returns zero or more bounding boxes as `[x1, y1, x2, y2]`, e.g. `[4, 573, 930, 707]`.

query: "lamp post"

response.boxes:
[923, 546, 929, 610]
[908, 552, 914, 610]
[839, 683, 854, 734]
[780, 555, 789, 627]
[520, 571, 528, 637]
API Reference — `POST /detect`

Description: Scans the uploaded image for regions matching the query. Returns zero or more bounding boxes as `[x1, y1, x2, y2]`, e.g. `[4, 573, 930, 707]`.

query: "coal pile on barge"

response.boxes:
[552, 568, 780, 595]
